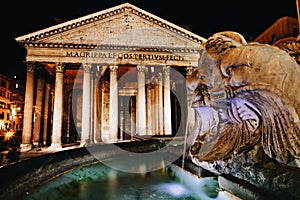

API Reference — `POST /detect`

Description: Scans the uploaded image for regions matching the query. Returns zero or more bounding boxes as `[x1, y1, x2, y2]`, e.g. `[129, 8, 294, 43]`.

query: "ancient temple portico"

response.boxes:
[15, 3, 206, 150]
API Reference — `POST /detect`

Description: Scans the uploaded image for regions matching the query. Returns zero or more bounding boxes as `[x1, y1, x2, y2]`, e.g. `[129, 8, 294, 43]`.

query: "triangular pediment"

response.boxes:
[15, 3, 206, 50]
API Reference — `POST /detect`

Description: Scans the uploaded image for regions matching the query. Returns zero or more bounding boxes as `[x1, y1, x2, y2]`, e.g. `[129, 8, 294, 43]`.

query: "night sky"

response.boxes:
[1, 0, 298, 85]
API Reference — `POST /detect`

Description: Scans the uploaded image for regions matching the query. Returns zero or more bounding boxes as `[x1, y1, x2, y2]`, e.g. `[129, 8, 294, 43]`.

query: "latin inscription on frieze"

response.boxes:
[66, 51, 184, 61]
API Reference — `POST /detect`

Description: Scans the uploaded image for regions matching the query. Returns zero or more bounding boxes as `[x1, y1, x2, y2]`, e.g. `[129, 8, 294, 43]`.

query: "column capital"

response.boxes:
[109, 65, 118, 73]
[162, 66, 170, 75]
[137, 65, 146, 72]
[55, 62, 65, 73]
[82, 63, 92, 72]
[156, 71, 162, 81]
[25, 61, 36, 72]
[186, 66, 196, 76]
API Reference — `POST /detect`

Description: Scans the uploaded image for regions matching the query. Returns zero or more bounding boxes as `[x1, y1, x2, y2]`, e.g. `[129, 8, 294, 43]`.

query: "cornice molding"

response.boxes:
[22, 42, 201, 53]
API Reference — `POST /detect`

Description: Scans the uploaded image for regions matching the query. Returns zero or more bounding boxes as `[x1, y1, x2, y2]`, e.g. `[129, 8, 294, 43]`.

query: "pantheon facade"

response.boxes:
[15, 3, 206, 150]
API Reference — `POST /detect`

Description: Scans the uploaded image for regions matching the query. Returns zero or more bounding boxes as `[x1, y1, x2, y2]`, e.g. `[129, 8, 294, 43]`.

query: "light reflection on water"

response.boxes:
[23, 157, 235, 200]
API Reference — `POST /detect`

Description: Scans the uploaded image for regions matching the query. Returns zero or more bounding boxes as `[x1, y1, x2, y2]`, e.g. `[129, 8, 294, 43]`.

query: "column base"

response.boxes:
[164, 132, 172, 135]
[47, 143, 62, 151]
[20, 143, 33, 152]
[80, 139, 91, 147]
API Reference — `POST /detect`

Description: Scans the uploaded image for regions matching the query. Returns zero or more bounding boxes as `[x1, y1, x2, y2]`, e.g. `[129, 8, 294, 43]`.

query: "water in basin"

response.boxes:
[23, 155, 237, 200]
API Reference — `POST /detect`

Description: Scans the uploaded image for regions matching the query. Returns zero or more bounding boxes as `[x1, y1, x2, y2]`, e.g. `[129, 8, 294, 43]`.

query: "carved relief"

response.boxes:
[187, 31, 300, 166]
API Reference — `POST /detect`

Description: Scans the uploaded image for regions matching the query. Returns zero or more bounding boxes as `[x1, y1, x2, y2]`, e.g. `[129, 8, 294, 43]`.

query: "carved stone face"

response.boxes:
[221, 64, 254, 88]
[188, 31, 300, 169]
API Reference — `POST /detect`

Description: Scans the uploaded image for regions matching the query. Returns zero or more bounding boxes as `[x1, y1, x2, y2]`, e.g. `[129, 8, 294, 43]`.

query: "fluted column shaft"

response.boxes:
[43, 83, 50, 146]
[109, 66, 118, 140]
[50, 63, 65, 148]
[137, 65, 146, 135]
[81, 63, 92, 145]
[157, 72, 164, 135]
[21, 62, 36, 151]
[33, 69, 45, 146]
[147, 84, 152, 135]
[163, 66, 172, 135]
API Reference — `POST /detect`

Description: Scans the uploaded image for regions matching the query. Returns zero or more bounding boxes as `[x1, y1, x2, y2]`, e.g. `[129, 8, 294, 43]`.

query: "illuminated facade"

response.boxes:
[15, 3, 206, 150]
[254, 16, 300, 63]
[0, 74, 24, 132]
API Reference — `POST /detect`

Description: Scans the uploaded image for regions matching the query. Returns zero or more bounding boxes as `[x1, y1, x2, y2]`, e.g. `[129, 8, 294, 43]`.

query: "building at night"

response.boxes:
[15, 3, 206, 150]
[0, 74, 24, 132]
[254, 16, 300, 63]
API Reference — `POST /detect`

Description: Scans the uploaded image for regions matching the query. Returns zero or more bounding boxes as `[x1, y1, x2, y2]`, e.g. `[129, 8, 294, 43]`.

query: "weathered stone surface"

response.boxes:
[186, 31, 300, 198]
[15, 3, 204, 66]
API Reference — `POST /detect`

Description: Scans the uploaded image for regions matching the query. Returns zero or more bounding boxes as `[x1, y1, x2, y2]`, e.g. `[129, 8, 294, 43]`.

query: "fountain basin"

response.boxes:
[0, 139, 252, 200]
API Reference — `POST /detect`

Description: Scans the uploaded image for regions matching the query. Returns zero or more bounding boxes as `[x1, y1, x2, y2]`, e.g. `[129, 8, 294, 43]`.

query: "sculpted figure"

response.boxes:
[187, 31, 300, 166]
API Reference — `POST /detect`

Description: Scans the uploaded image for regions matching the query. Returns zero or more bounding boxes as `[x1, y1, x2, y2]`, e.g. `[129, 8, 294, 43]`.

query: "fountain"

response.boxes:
[0, 140, 239, 200]
[2, 30, 300, 200]
[22, 156, 235, 200]
[185, 31, 300, 199]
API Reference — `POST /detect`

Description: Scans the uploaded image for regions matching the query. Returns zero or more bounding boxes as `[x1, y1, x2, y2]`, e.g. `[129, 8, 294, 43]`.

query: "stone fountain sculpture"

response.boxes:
[186, 31, 300, 198]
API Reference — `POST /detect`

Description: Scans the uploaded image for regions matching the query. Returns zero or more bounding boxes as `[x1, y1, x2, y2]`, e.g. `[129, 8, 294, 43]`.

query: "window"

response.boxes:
[272, 34, 276, 43]
[294, 28, 298, 37]
[1, 80, 6, 88]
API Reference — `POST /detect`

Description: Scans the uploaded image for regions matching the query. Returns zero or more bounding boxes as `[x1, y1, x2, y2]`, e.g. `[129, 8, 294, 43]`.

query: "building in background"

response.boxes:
[0, 74, 24, 132]
[254, 16, 300, 64]
[10, 75, 25, 131]
[0, 74, 12, 132]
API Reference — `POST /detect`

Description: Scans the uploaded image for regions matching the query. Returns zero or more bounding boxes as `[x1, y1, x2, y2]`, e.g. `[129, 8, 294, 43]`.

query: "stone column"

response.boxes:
[162, 66, 172, 135]
[154, 81, 159, 134]
[91, 68, 98, 143]
[109, 66, 118, 141]
[119, 97, 124, 140]
[151, 83, 156, 135]
[101, 81, 107, 141]
[80, 63, 92, 146]
[130, 97, 136, 139]
[101, 82, 105, 140]
[33, 69, 45, 146]
[157, 72, 164, 135]
[49, 63, 65, 149]
[94, 67, 102, 143]
[147, 84, 152, 135]
[43, 83, 50, 146]
[137, 65, 146, 135]
[21, 62, 36, 151]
